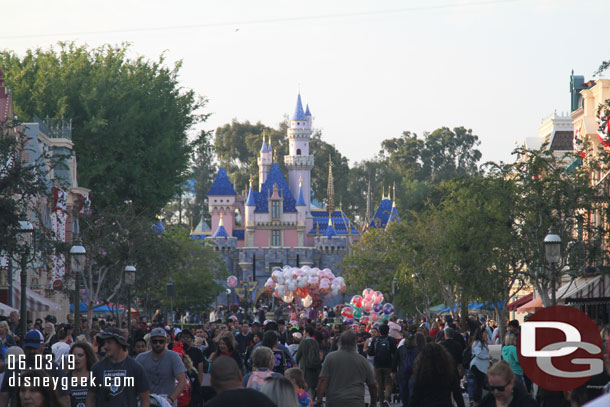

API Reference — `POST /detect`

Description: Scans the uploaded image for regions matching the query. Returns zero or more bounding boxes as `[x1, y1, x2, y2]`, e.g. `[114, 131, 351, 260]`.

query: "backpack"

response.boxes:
[374, 336, 392, 366]
[246, 370, 274, 391]
[400, 346, 419, 378]
[462, 345, 473, 368]
[272, 350, 287, 374]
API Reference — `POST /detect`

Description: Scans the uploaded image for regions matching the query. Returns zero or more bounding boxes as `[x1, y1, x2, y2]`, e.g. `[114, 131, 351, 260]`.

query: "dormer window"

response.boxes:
[297, 149, 301, 155]
[272, 201, 280, 220]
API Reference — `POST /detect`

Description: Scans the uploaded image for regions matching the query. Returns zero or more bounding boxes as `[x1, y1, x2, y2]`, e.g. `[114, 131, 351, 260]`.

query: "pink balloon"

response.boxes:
[227, 275, 237, 288]
[363, 299, 372, 313]
[373, 291, 384, 304]
[362, 288, 374, 301]
[308, 276, 319, 289]
[370, 311, 379, 322]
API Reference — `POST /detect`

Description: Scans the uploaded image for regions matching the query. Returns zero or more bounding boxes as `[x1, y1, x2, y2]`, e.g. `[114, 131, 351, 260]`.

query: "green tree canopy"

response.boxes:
[0, 43, 206, 217]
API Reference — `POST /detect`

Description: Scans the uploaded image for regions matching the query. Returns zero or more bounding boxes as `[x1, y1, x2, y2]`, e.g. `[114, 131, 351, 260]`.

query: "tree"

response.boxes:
[0, 43, 207, 216]
[157, 226, 226, 313]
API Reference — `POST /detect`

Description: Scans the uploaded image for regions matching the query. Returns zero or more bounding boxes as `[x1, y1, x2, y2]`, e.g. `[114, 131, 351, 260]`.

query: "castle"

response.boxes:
[192, 94, 399, 305]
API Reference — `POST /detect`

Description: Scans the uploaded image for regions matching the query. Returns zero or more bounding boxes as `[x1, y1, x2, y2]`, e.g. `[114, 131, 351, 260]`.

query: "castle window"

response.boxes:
[272, 201, 280, 220]
[272, 230, 281, 246]
[297, 149, 301, 155]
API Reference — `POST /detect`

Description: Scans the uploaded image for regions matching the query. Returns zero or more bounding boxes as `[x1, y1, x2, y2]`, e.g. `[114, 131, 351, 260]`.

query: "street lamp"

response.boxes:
[17, 219, 34, 338]
[544, 226, 562, 305]
[70, 241, 86, 337]
[125, 265, 136, 338]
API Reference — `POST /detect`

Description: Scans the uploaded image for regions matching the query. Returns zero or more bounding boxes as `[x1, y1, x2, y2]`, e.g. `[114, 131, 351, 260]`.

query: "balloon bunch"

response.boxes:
[264, 266, 346, 307]
[341, 288, 395, 325]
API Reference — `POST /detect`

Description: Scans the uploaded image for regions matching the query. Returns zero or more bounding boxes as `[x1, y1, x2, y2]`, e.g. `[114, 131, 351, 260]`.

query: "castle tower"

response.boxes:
[208, 167, 237, 238]
[284, 93, 314, 212]
[296, 177, 307, 246]
[258, 135, 273, 190]
[245, 178, 256, 246]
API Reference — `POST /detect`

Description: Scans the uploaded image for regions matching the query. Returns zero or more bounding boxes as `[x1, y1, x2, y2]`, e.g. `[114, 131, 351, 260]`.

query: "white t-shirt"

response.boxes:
[51, 341, 70, 364]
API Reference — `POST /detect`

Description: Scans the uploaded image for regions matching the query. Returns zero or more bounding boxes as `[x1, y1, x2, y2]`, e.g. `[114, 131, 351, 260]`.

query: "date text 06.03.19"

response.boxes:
[6, 354, 75, 371]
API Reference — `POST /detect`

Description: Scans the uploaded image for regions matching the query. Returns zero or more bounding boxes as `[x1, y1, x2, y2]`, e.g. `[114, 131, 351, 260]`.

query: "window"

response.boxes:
[272, 230, 281, 246]
[272, 201, 280, 219]
[297, 149, 301, 155]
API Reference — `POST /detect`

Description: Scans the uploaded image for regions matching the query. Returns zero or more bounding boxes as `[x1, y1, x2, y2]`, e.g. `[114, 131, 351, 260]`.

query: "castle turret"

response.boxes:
[284, 93, 314, 212]
[296, 177, 306, 246]
[208, 167, 237, 238]
[258, 135, 273, 190]
[245, 179, 256, 246]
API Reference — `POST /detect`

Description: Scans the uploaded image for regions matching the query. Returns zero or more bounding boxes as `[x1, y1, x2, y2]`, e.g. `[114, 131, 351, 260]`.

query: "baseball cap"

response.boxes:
[151, 327, 167, 338]
[97, 328, 128, 346]
[23, 330, 44, 349]
[252, 321, 261, 327]
[180, 329, 194, 338]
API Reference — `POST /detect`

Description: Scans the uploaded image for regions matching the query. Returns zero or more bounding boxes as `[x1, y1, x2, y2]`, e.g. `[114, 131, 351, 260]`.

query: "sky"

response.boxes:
[2, 0, 609, 167]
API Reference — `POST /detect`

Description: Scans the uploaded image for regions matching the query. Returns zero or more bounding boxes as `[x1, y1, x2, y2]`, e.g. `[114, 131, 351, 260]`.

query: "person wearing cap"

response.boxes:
[180, 329, 205, 386]
[87, 328, 150, 407]
[0, 330, 69, 407]
[136, 327, 186, 407]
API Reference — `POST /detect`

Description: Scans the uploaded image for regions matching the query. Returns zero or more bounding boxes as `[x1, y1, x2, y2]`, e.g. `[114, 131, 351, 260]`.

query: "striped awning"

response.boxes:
[0, 302, 18, 316]
[13, 287, 61, 313]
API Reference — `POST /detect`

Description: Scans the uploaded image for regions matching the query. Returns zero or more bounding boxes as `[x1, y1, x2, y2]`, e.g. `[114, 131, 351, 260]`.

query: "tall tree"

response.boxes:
[0, 43, 207, 216]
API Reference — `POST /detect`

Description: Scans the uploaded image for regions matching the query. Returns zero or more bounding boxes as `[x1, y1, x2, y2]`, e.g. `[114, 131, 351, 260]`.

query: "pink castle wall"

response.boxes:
[254, 230, 268, 247]
[283, 230, 298, 247]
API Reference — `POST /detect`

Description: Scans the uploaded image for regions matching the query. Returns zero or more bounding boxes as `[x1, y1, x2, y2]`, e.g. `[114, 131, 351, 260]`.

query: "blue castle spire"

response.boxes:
[292, 93, 306, 121]
[305, 104, 311, 116]
[260, 135, 268, 153]
[296, 178, 306, 206]
[246, 184, 256, 206]
[325, 218, 337, 238]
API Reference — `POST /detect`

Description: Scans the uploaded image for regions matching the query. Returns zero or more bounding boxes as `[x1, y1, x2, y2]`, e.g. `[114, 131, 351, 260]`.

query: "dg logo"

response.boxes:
[517, 305, 603, 391]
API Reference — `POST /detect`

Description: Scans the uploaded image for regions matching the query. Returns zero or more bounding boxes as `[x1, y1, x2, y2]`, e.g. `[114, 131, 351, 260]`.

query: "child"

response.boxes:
[285, 367, 313, 407]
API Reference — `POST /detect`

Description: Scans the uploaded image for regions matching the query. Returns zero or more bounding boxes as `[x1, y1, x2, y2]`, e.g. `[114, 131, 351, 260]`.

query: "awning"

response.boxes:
[13, 287, 61, 313]
[507, 293, 533, 311]
[429, 303, 446, 313]
[561, 275, 610, 304]
[0, 302, 18, 316]
[516, 295, 542, 314]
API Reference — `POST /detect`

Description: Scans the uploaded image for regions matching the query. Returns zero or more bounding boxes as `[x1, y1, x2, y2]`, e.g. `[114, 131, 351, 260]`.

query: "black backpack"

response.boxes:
[462, 345, 473, 368]
[374, 336, 392, 365]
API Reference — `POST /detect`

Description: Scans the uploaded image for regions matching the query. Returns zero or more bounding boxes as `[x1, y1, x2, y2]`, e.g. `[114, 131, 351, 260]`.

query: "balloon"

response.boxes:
[382, 303, 395, 315]
[286, 280, 297, 292]
[363, 299, 372, 313]
[264, 278, 275, 293]
[308, 276, 319, 290]
[297, 276, 308, 288]
[362, 288, 374, 301]
[344, 318, 354, 325]
[272, 269, 284, 284]
[276, 285, 286, 298]
[283, 293, 294, 303]
[353, 307, 363, 319]
[360, 316, 369, 326]
[370, 311, 379, 322]
[341, 306, 353, 319]
[350, 295, 363, 309]
[373, 291, 384, 304]
[381, 314, 391, 322]
[302, 295, 313, 308]
[295, 287, 308, 299]
[227, 275, 237, 288]
[373, 302, 383, 313]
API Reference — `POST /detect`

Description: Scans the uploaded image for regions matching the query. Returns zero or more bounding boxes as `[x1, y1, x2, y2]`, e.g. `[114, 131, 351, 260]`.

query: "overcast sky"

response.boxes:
[3, 0, 608, 166]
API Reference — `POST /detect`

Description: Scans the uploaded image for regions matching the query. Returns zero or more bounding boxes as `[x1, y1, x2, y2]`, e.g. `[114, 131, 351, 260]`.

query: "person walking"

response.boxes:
[135, 327, 187, 407]
[470, 327, 490, 406]
[478, 361, 537, 407]
[500, 333, 523, 385]
[316, 330, 377, 407]
[87, 328, 150, 407]
[410, 342, 465, 407]
[295, 325, 322, 400]
[367, 324, 397, 407]
[66, 341, 97, 407]
[394, 326, 422, 407]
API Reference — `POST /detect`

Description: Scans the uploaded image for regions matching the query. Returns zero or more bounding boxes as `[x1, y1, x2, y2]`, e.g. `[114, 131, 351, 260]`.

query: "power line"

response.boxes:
[0, 0, 523, 41]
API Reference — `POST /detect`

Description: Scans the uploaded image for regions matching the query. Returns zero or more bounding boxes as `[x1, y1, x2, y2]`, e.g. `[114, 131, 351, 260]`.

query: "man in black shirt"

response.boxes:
[206, 356, 275, 407]
[234, 323, 252, 355]
[181, 329, 206, 386]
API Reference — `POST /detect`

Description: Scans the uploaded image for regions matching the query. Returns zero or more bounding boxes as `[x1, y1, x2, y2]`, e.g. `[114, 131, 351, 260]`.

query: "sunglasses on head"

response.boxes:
[152, 339, 165, 344]
[489, 384, 509, 392]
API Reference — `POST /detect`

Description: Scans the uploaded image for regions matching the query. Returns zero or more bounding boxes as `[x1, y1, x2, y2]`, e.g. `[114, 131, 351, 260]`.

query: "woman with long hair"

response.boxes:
[210, 332, 244, 373]
[411, 342, 465, 407]
[179, 353, 202, 407]
[17, 370, 64, 407]
[261, 331, 293, 374]
[470, 327, 490, 406]
[66, 341, 97, 407]
[261, 376, 299, 407]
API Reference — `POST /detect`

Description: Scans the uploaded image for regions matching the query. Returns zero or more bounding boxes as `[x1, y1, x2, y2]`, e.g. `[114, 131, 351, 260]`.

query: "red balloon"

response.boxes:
[341, 306, 353, 319]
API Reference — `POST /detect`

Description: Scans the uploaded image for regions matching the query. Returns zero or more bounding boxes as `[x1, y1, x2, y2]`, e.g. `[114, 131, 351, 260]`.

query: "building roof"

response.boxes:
[253, 163, 297, 213]
[309, 211, 359, 235]
[325, 220, 338, 238]
[208, 168, 237, 196]
[211, 224, 229, 238]
[153, 219, 165, 234]
[305, 104, 311, 116]
[369, 198, 401, 229]
[191, 218, 211, 236]
[550, 131, 574, 151]
[260, 138, 268, 153]
[296, 183, 306, 206]
[246, 186, 256, 206]
[292, 93, 307, 121]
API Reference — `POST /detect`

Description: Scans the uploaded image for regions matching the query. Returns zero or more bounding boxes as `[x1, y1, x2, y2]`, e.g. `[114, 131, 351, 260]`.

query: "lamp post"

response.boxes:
[17, 219, 34, 338]
[544, 226, 562, 306]
[125, 265, 136, 338]
[70, 241, 86, 337]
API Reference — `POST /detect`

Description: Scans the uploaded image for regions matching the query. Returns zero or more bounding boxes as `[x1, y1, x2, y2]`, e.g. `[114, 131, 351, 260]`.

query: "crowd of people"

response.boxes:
[0, 307, 608, 407]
